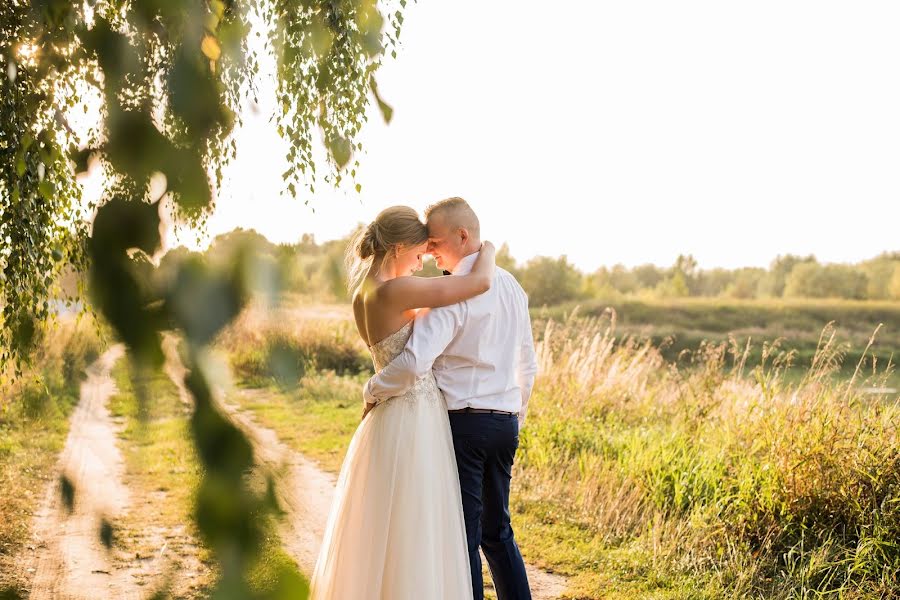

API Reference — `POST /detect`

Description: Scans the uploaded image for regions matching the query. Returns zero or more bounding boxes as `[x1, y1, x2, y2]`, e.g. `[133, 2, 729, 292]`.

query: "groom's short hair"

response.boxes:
[425, 197, 480, 238]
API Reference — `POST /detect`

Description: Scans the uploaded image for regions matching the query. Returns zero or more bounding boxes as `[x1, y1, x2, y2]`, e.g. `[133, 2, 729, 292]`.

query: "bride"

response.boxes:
[309, 206, 496, 599]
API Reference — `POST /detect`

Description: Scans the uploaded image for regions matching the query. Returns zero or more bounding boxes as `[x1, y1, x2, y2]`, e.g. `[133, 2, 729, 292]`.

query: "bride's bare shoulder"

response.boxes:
[351, 290, 365, 311]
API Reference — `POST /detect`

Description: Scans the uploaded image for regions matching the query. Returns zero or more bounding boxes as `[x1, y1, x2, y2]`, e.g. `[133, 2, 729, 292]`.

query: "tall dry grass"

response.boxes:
[518, 310, 900, 597]
[216, 303, 370, 387]
[0, 317, 104, 421]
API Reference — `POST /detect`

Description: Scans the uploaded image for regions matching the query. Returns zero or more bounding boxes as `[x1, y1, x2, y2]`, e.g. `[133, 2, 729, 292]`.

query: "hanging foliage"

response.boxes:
[1, 0, 406, 596]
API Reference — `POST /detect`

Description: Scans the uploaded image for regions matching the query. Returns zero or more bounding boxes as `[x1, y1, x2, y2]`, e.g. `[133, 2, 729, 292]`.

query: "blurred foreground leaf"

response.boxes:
[99, 517, 114, 549]
[59, 474, 75, 514]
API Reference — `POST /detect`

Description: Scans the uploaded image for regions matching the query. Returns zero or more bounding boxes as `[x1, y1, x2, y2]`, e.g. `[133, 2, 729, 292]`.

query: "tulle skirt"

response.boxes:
[309, 382, 473, 600]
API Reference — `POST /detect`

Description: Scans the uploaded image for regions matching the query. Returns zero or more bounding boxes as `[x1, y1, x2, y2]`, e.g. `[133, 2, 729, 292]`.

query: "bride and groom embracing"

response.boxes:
[309, 197, 538, 599]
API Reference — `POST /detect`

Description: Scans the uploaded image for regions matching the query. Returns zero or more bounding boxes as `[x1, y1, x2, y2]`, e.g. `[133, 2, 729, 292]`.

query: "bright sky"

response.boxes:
[161, 1, 900, 271]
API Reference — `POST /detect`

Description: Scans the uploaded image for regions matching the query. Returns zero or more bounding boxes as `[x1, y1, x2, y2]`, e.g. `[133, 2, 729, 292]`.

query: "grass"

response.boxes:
[220, 302, 900, 599]
[0, 318, 102, 595]
[107, 358, 216, 597]
[243, 471, 311, 600]
[228, 371, 365, 473]
[512, 315, 900, 598]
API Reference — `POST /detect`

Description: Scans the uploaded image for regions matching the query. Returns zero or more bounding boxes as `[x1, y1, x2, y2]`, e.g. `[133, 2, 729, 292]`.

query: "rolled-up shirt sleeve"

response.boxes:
[363, 305, 463, 405]
[516, 301, 539, 427]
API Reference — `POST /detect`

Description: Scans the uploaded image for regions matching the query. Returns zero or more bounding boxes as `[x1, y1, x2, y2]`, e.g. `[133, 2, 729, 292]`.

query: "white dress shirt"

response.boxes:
[363, 251, 539, 426]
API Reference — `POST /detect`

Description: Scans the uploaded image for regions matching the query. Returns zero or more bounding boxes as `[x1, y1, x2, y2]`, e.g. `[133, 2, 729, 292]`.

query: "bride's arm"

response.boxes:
[381, 242, 496, 311]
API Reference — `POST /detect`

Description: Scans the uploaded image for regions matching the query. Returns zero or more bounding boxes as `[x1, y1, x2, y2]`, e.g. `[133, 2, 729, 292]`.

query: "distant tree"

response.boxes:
[695, 268, 734, 297]
[274, 243, 306, 295]
[322, 253, 346, 300]
[785, 263, 869, 299]
[496, 242, 518, 276]
[632, 263, 665, 291]
[520, 255, 583, 306]
[725, 267, 766, 299]
[674, 254, 699, 279]
[674, 254, 699, 296]
[581, 266, 621, 300]
[652, 255, 697, 298]
[312, 239, 349, 300]
[759, 254, 817, 297]
[889, 264, 900, 301]
[417, 257, 443, 278]
[859, 254, 900, 300]
[654, 270, 690, 298]
[206, 228, 274, 266]
[297, 233, 320, 253]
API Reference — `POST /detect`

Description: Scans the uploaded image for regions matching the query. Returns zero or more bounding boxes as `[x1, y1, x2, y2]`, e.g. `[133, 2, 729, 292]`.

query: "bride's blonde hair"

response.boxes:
[345, 206, 429, 294]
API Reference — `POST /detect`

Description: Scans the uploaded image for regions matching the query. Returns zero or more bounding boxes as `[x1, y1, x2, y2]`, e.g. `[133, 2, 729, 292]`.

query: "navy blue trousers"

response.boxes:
[449, 413, 531, 600]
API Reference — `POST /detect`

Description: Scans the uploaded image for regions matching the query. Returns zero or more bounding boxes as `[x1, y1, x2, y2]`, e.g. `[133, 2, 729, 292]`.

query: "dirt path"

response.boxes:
[221, 393, 337, 575]
[162, 340, 336, 575]
[162, 340, 567, 598]
[14, 346, 153, 600]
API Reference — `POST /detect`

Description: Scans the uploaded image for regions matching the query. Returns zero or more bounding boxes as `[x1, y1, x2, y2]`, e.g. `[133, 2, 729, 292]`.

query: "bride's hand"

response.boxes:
[362, 401, 375, 421]
[477, 241, 496, 266]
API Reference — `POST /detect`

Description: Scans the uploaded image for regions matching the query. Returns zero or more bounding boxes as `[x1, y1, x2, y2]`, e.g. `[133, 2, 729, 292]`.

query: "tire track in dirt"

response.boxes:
[14, 346, 151, 599]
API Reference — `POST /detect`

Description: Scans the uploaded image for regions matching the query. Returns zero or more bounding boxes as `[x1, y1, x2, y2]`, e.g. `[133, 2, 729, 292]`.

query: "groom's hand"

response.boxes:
[362, 401, 376, 421]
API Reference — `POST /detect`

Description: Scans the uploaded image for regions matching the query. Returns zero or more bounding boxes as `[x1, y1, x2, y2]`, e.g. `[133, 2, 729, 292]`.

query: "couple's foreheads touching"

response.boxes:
[346, 197, 481, 290]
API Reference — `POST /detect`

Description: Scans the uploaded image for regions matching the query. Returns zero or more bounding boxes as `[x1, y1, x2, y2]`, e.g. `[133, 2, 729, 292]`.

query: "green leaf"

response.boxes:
[59, 475, 75, 514]
[99, 518, 114, 549]
[90, 196, 162, 255]
[38, 180, 54, 199]
[325, 134, 352, 169]
[369, 77, 393, 124]
[69, 147, 94, 175]
[168, 49, 229, 139]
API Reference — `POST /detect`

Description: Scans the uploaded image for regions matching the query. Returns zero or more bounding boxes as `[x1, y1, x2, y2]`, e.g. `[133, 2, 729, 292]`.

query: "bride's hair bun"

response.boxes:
[357, 223, 379, 260]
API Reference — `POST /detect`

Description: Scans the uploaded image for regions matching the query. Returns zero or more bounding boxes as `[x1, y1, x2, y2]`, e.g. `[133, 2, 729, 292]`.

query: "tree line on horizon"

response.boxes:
[149, 228, 900, 307]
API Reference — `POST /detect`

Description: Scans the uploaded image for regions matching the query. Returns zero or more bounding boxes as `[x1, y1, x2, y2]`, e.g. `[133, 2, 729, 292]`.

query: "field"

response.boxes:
[213, 297, 900, 599]
[2, 296, 899, 599]
[541, 297, 900, 377]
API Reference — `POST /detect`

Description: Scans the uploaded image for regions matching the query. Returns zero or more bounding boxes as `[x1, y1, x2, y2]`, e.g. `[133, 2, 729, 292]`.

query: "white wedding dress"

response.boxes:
[309, 320, 474, 600]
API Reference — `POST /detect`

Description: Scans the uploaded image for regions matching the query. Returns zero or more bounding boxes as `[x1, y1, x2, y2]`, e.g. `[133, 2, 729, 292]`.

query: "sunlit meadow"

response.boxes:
[209, 302, 900, 599]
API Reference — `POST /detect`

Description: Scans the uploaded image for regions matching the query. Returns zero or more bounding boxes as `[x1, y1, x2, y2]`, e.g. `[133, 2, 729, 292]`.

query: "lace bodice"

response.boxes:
[368, 320, 442, 405]
[368, 320, 414, 371]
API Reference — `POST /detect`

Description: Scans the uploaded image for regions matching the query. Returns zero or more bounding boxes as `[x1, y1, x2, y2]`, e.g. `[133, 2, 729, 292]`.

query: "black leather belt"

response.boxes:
[448, 407, 518, 416]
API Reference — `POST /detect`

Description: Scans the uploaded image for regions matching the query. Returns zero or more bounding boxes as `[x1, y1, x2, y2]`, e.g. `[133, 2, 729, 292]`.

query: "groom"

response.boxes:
[364, 197, 538, 600]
